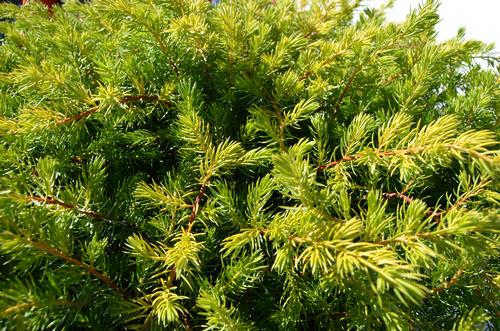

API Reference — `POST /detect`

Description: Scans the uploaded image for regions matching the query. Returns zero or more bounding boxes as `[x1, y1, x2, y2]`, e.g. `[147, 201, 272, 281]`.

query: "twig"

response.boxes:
[182, 312, 193, 331]
[126, 13, 180, 76]
[317, 144, 494, 171]
[318, 149, 415, 169]
[25, 237, 125, 296]
[382, 192, 441, 221]
[120, 95, 170, 105]
[351, 190, 442, 222]
[331, 311, 349, 319]
[374, 232, 437, 246]
[380, 72, 401, 86]
[57, 95, 170, 125]
[299, 71, 312, 81]
[382, 192, 414, 204]
[1, 299, 81, 316]
[57, 106, 99, 125]
[332, 64, 363, 117]
[187, 183, 207, 234]
[431, 269, 464, 294]
[1, 303, 37, 316]
[166, 267, 177, 288]
[448, 179, 490, 212]
[167, 182, 208, 286]
[28, 195, 75, 209]
[26, 195, 129, 226]
[317, 155, 358, 170]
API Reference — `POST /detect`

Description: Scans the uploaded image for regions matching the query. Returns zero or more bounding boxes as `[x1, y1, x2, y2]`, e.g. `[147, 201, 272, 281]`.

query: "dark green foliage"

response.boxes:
[0, 0, 499, 329]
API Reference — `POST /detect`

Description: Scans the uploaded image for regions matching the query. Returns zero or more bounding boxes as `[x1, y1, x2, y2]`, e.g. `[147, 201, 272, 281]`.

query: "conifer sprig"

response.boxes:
[0, 0, 498, 329]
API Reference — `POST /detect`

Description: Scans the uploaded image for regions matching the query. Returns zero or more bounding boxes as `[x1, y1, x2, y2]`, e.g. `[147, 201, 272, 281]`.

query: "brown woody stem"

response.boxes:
[187, 183, 207, 234]
[2, 299, 81, 316]
[2, 303, 37, 316]
[25, 238, 124, 296]
[317, 155, 358, 170]
[382, 192, 414, 204]
[333, 64, 362, 116]
[57, 95, 170, 125]
[26, 195, 128, 226]
[431, 269, 464, 294]
[317, 144, 494, 171]
[57, 106, 99, 125]
[318, 149, 421, 170]
[381, 192, 442, 221]
[167, 182, 207, 286]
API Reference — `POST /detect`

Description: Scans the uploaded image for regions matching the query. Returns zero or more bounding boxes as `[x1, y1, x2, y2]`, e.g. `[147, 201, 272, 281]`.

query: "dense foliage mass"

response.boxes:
[0, 0, 499, 329]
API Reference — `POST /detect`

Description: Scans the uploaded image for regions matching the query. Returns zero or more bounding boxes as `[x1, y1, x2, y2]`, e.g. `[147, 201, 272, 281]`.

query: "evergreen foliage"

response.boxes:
[0, 0, 499, 329]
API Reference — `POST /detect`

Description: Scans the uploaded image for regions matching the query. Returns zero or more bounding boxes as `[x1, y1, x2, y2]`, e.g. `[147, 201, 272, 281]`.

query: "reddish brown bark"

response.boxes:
[22, 0, 62, 13]
[27, 238, 125, 295]
[22, 0, 61, 7]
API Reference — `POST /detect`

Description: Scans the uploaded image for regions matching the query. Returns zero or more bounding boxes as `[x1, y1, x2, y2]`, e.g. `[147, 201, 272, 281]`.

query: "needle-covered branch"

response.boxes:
[0, 232, 124, 296]
[0, 0, 498, 330]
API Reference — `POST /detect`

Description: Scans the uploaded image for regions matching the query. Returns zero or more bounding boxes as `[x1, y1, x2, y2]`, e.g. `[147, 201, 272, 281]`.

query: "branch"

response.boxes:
[448, 179, 490, 212]
[167, 182, 207, 286]
[187, 183, 207, 234]
[1, 299, 81, 316]
[317, 154, 359, 170]
[332, 64, 363, 117]
[374, 233, 437, 246]
[57, 95, 171, 125]
[27, 195, 75, 209]
[382, 192, 442, 221]
[317, 144, 494, 170]
[299, 71, 312, 81]
[120, 95, 170, 104]
[372, 221, 484, 246]
[166, 267, 177, 287]
[318, 148, 426, 170]
[380, 72, 402, 86]
[431, 269, 464, 294]
[331, 311, 349, 319]
[24, 237, 125, 296]
[182, 312, 193, 331]
[57, 106, 99, 125]
[1, 303, 37, 316]
[26, 195, 129, 226]
[382, 192, 413, 204]
[142, 30, 179, 77]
